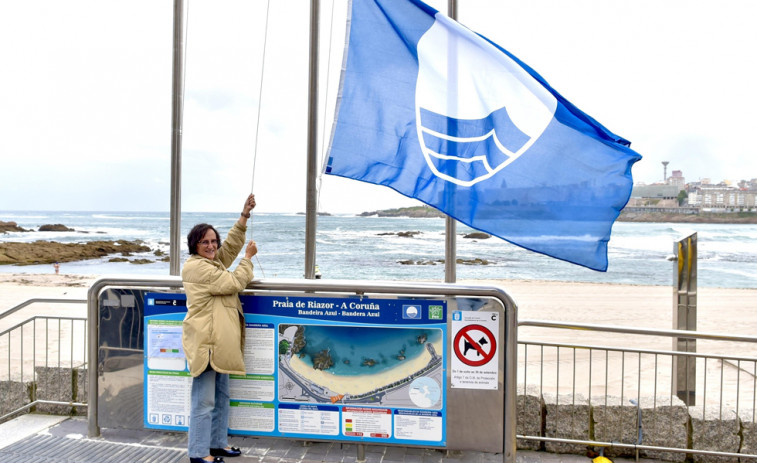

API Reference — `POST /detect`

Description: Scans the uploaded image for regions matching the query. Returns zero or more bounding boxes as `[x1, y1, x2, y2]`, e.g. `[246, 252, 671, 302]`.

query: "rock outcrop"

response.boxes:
[0, 240, 152, 265]
[463, 232, 491, 239]
[0, 221, 30, 233]
[38, 224, 75, 232]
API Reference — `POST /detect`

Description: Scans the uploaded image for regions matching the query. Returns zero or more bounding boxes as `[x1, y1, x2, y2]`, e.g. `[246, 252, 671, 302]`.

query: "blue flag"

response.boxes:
[325, 0, 641, 271]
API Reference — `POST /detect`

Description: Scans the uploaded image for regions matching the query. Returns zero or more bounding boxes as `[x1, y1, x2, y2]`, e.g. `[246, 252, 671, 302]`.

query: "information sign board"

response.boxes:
[143, 292, 448, 447]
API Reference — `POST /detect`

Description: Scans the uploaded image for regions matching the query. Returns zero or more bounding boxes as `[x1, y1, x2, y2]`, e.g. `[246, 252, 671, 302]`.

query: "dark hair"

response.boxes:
[187, 223, 221, 255]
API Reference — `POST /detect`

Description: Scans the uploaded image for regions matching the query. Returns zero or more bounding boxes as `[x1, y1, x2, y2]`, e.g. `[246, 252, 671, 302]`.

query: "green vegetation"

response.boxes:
[279, 340, 290, 355]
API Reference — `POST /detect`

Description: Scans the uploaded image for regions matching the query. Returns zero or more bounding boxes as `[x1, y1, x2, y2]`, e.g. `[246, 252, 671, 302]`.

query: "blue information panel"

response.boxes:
[144, 292, 448, 447]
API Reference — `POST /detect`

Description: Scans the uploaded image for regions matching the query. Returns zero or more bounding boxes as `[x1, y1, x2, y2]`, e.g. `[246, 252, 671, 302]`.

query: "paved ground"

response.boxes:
[0, 414, 665, 463]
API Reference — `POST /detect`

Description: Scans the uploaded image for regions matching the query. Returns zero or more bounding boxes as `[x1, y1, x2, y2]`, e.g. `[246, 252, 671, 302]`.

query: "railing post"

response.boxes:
[672, 232, 697, 405]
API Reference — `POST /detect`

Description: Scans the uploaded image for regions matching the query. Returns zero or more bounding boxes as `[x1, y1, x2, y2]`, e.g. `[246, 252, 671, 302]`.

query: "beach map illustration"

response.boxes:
[278, 324, 444, 409]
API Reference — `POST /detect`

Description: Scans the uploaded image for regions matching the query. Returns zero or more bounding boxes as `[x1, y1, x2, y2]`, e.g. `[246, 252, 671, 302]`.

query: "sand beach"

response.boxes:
[3, 272, 755, 363]
[2, 272, 756, 407]
[1, 272, 756, 334]
[286, 337, 444, 396]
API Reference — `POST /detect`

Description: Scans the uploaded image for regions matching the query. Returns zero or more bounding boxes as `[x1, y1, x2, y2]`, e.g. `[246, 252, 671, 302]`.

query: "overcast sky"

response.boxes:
[1, 0, 755, 213]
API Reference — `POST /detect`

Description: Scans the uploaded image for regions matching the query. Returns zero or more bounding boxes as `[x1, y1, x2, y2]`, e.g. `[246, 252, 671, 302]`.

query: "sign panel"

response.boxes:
[450, 310, 499, 389]
[143, 292, 447, 447]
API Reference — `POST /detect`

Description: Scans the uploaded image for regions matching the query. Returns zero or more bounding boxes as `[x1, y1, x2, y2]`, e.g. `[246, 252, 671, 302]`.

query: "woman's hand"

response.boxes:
[245, 240, 258, 259]
[242, 194, 256, 217]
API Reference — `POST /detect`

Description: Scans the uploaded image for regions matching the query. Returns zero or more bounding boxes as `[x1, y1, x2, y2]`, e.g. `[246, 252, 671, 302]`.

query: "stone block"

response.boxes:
[690, 405, 740, 463]
[543, 392, 590, 454]
[34, 365, 86, 415]
[74, 366, 88, 416]
[590, 395, 638, 459]
[737, 410, 757, 458]
[516, 384, 543, 451]
[591, 395, 688, 461]
[636, 396, 689, 462]
[0, 380, 32, 419]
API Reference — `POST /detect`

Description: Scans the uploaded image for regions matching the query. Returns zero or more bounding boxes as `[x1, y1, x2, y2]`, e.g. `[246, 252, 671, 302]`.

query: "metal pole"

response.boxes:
[304, 0, 319, 279]
[169, 0, 185, 276]
[444, 0, 458, 284]
[672, 232, 697, 405]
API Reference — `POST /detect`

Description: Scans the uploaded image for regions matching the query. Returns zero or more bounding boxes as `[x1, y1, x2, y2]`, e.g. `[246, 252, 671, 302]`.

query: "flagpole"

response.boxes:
[304, 0, 319, 279]
[169, 0, 185, 276]
[444, 0, 458, 284]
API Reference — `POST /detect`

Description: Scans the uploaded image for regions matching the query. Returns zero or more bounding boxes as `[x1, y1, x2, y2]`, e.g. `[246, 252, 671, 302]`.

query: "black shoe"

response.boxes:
[189, 458, 224, 463]
[210, 447, 242, 457]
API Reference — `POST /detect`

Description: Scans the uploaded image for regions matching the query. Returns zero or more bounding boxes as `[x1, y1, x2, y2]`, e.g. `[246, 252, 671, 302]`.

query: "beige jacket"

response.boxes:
[181, 222, 253, 377]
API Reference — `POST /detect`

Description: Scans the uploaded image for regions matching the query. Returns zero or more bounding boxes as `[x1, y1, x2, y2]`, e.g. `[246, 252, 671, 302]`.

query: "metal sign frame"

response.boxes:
[87, 277, 517, 460]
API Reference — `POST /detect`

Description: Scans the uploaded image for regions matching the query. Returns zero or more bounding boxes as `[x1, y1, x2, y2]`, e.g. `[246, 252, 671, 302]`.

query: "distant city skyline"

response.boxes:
[639, 163, 757, 186]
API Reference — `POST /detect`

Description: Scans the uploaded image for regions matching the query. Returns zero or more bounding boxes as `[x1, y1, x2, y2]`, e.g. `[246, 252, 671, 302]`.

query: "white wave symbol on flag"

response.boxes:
[415, 15, 558, 187]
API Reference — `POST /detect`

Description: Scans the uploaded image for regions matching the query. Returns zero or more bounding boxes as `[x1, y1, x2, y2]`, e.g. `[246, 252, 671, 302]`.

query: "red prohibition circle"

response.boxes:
[453, 324, 496, 367]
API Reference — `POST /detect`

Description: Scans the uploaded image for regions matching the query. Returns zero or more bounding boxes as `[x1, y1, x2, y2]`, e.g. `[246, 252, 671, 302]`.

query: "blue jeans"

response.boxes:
[188, 367, 230, 458]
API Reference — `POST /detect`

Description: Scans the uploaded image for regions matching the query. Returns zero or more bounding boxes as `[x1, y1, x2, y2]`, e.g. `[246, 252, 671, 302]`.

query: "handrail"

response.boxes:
[518, 319, 757, 343]
[0, 298, 86, 321]
[86, 274, 517, 461]
[0, 315, 85, 337]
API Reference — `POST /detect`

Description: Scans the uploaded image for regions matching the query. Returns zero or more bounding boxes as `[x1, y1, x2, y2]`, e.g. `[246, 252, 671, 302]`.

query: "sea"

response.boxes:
[1, 210, 756, 289]
[294, 325, 442, 376]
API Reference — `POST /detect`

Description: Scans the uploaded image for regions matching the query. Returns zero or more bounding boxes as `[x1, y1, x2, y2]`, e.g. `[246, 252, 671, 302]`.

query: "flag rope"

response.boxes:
[249, 0, 272, 277]
[315, 0, 340, 216]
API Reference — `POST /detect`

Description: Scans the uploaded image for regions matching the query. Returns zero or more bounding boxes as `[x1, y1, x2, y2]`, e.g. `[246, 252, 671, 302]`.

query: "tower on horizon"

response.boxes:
[662, 161, 669, 183]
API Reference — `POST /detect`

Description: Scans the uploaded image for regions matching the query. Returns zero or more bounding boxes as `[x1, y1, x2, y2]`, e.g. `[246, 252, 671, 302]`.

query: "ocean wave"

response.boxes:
[0, 214, 51, 220]
[91, 214, 169, 221]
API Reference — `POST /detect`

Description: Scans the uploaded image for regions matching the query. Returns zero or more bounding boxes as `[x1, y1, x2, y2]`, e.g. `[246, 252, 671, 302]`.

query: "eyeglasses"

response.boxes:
[199, 239, 219, 246]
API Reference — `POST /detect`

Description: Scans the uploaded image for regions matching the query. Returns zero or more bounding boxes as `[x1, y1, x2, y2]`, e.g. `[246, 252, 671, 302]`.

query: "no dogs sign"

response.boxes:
[451, 311, 499, 389]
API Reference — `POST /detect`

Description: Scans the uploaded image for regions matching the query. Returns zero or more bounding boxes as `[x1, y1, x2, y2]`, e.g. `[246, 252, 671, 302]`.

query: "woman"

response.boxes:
[182, 194, 257, 463]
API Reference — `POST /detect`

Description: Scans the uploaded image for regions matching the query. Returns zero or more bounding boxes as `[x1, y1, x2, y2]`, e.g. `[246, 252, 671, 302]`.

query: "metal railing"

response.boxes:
[517, 319, 757, 460]
[0, 298, 88, 423]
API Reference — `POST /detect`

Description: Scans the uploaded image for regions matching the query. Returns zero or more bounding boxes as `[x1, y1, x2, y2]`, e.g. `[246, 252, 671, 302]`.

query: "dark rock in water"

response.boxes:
[131, 259, 153, 265]
[313, 349, 334, 370]
[108, 257, 129, 263]
[398, 258, 488, 266]
[0, 221, 30, 233]
[398, 259, 444, 266]
[39, 224, 75, 232]
[463, 232, 491, 239]
[362, 358, 376, 367]
[378, 231, 422, 238]
[456, 258, 489, 265]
